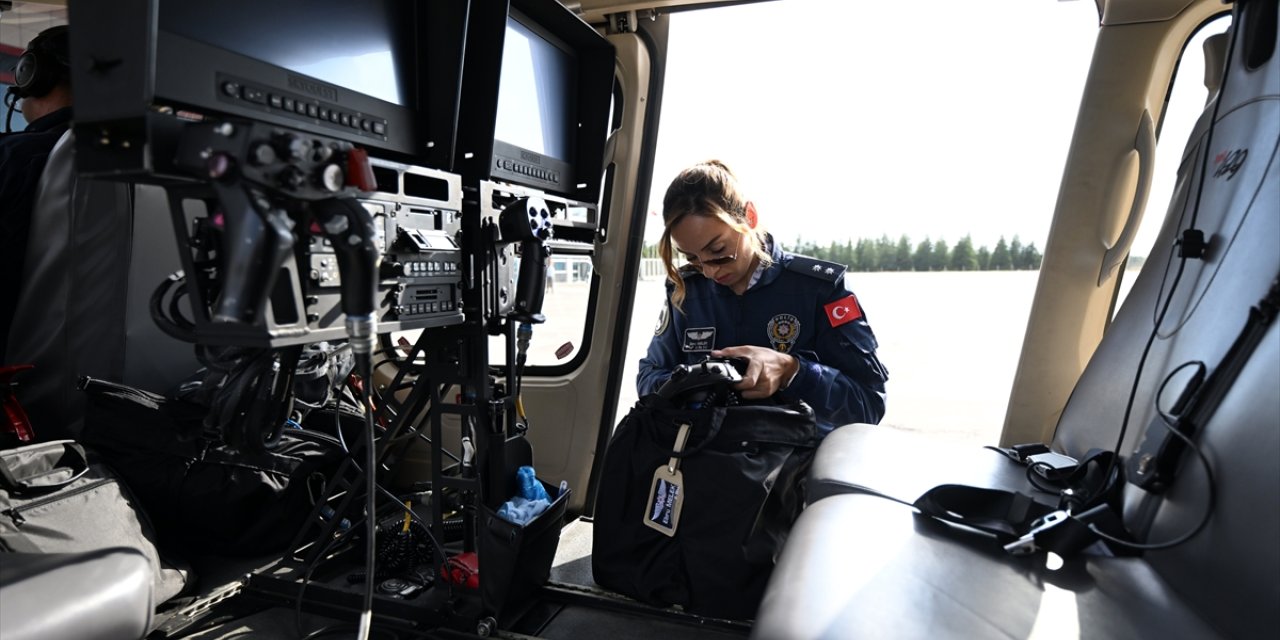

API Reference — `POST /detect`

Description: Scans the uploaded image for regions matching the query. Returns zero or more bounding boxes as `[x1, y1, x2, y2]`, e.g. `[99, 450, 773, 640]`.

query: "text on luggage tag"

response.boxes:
[644, 422, 690, 537]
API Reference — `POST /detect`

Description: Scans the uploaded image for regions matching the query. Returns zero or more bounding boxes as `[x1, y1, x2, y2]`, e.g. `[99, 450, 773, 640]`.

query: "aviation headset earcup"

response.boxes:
[13, 25, 70, 99]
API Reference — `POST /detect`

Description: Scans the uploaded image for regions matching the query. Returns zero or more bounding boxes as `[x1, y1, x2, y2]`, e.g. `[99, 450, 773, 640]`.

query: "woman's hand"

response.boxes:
[712, 346, 798, 399]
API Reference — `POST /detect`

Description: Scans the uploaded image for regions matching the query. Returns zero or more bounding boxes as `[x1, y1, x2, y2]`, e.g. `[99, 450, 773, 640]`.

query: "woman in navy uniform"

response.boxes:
[638, 160, 888, 433]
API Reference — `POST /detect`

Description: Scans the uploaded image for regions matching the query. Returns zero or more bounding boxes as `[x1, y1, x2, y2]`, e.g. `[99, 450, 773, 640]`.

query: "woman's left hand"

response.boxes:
[712, 346, 798, 399]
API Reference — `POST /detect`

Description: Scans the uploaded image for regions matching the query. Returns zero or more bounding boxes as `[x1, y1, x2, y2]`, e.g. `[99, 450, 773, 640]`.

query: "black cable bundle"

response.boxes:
[192, 346, 301, 452]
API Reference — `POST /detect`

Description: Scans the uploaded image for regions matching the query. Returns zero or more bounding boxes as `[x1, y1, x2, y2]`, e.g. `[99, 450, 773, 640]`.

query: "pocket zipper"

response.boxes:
[3, 478, 114, 527]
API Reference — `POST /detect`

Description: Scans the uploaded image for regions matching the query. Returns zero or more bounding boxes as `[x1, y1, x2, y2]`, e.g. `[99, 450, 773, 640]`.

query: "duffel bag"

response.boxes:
[592, 395, 820, 619]
[0, 439, 191, 604]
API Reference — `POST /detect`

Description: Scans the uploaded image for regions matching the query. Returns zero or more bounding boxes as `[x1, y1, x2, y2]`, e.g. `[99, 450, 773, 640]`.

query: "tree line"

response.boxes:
[641, 234, 1044, 272]
[791, 234, 1043, 272]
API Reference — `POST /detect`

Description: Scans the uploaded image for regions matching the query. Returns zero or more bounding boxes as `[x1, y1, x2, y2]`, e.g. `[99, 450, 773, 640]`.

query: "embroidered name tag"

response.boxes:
[682, 327, 716, 352]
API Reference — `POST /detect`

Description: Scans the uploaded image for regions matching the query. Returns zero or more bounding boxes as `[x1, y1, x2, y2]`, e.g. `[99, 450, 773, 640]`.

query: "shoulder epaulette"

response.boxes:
[664, 264, 700, 292]
[785, 255, 846, 283]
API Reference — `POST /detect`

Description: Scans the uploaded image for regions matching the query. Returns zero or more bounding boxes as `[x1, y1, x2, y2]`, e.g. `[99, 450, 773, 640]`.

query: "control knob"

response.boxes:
[277, 165, 306, 190]
[273, 133, 308, 163]
[380, 260, 406, 279]
[249, 142, 277, 167]
[316, 163, 345, 192]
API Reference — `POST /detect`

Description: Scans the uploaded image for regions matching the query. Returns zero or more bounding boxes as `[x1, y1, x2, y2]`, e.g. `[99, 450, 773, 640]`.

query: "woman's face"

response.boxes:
[669, 212, 756, 294]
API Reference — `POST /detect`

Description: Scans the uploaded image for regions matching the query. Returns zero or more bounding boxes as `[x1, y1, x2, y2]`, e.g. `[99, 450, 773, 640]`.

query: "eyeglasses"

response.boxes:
[687, 253, 737, 268]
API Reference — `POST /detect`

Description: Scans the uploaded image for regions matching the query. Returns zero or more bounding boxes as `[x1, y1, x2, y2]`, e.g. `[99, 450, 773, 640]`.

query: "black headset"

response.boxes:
[11, 25, 70, 100]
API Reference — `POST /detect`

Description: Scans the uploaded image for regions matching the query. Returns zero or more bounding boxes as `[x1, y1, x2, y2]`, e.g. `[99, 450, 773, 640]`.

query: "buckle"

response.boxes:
[1003, 510, 1070, 556]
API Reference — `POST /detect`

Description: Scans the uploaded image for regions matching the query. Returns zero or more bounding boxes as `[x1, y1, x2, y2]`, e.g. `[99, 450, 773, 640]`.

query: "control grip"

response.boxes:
[310, 197, 380, 318]
[208, 183, 294, 324]
[498, 196, 553, 324]
[512, 239, 550, 324]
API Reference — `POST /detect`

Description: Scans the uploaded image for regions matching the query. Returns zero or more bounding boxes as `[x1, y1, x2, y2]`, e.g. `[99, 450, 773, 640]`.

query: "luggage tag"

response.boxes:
[643, 422, 691, 537]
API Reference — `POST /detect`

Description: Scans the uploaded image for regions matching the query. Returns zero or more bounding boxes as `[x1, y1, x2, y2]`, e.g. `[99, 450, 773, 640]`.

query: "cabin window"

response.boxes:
[492, 251, 597, 367]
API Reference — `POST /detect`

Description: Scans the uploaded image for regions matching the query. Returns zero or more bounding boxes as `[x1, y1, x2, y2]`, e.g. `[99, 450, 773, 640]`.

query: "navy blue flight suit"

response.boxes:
[638, 237, 888, 433]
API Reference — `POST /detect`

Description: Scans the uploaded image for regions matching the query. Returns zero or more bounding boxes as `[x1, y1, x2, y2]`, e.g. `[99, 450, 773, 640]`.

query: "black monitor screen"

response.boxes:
[494, 13, 576, 160]
[160, 0, 413, 107]
[452, 0, 613, 201]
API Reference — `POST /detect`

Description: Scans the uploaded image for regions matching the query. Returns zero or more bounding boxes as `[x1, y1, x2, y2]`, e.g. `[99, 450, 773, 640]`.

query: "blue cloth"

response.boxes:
[517, 465, 551, 502]
[499, 465, 555, 525]
[498, 496, 551, 526]
[638, 234, 888, 433]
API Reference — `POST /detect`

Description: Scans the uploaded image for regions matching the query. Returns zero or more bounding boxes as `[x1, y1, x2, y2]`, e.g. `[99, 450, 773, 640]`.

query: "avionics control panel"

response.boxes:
[163, 120, 466, 347]
[306, 158, 465, 336]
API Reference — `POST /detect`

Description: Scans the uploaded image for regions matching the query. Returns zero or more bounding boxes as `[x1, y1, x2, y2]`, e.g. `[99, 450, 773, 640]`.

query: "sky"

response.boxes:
[643, 0, 1223, 255]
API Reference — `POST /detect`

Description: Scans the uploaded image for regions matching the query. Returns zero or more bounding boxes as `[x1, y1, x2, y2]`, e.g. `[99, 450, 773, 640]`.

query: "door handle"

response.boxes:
[1099, 110, 1155, 286]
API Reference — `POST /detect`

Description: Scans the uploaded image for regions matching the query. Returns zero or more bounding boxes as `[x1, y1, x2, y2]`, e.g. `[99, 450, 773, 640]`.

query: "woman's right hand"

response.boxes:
[712, 345, 798, 400]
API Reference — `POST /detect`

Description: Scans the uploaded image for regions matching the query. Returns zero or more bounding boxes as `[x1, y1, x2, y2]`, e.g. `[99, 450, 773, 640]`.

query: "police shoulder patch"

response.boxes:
[786, 255, 846, 283]
[654, 302, 670, 336]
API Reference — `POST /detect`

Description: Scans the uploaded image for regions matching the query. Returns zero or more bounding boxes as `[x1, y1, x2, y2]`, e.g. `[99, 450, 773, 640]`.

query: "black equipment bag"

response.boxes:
[79, 377, 344, 557]
[592, 395, 820, 619]
[0, 439, 191, 604]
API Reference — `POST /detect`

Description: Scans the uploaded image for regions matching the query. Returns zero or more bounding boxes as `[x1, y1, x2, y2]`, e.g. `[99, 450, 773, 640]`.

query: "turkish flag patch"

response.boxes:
[824, 294, 863, 328]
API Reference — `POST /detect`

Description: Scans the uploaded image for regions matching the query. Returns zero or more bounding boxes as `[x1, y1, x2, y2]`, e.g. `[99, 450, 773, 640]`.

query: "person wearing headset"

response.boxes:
[638, 160, 889, 433]
[1, 25, 72, 362]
